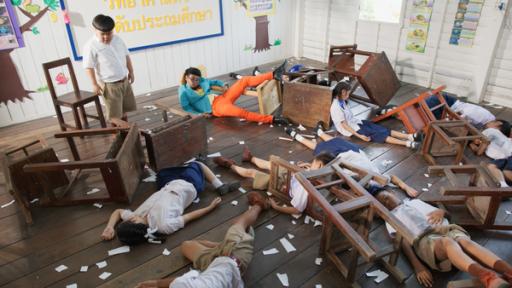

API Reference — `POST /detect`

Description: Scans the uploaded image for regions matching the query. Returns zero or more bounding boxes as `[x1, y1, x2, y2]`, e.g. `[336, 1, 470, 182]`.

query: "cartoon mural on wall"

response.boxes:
[0, 0, 58, 105]
[233, 0, 281, 53]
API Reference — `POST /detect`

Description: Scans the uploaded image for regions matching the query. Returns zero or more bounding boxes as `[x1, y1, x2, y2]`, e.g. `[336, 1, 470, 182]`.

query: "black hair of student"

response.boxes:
[332, 81, 352, 101]
[497, 119, 511, 137]
[116, 221, 166, 246]
[314, 151, 336, 165]
[92, 14, 115, 32]
[181, 67, 202, 85]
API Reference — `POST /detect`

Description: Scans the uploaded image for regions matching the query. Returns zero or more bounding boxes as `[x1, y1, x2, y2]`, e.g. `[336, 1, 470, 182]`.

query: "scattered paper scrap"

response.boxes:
[144, 118, 151, 122]
[292, 214, 301, 219]
[304, 215, 314, 224]
[99, 272, 112, 280]
[86, 188, 100, 195]
[239, 141, 245, 145]
[96, 261, 107, 269]
[239, 118, 246, 122]
[315, 285, 322, 288]
[60, 158, 70, 162]
[505, 210, 511, 215]
[55, 264, 68, 272]
[30, 198, 39, 204]
[277, 273, 289, 287]
[148, 239, 162, 244]
[143, 105, 157, 111]
[108, 246, 130, 256]
[291, 220, 297, 225]
[422, 188, 429, 192]
[207, 152, 221, 158]
[266, 191, 272, 196]
[366, 269, 389, 283]
[80, 266, 88, 272]
[231, 200, 238, 206]
[1, 200, 15, 208]
[382, 160, 393, 166]
[163, 248, 171, 256]
[424, 174, 429, 178]
[315, 257, 323, 265]
[216, 174, 221, 178]
[298, 124, 306, 131]
[280, 237, 296, 253]
[258, 122, 263, 126]
[459, 162, 463, 166]
[279, 137, 293, 142]
[287, 233, 295, 239]
[93, 203, 103, 209]
[66, 284, 77, 288]
[184, 157, 196, 164]
[427, 183, 432, 187]
[146, 93, 152, 96]
[263, 248, 279, 255]
[192, 197, 200, 204]
[266, 224, 274, 230]
[239, 187, 247, 194]
[289, 150, 293, 154]
[314, 220, 322, 227]
[270, 125, 274, 128]
[208, 137, 214, 141]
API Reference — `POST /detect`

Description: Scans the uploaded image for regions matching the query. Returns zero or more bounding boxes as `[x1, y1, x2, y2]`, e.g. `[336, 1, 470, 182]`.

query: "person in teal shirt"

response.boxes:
[178, 68, 225, 115]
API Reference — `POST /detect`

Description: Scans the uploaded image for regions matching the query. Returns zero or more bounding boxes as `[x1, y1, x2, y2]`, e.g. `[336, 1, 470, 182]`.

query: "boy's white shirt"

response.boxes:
[82, 34, 129, 83]
[170, 257, 243, 288]
[451, 100, 495, 128]
[482, 128, 512, 160]
[330, 99, 362, 137]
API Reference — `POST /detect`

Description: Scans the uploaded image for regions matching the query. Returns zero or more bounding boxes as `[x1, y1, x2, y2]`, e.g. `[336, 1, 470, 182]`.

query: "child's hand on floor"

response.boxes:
[209, 197, 222, 208]
[357, 134, 371, 142]
[101, 226, 115, 240]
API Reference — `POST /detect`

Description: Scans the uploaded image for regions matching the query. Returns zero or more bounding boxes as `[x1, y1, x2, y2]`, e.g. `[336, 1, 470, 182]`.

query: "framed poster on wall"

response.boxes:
[60, 0, 224, 60]
[0, 0, 24, 51]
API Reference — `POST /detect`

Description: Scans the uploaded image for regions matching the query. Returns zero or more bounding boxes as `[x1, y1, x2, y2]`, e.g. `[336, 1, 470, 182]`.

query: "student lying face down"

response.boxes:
[329, 81, 421, 149]
[425, 93, 496, 128]
[375, 190, 512, 288]
[135, 193, 267, 288]
[101, 161, 240, 245]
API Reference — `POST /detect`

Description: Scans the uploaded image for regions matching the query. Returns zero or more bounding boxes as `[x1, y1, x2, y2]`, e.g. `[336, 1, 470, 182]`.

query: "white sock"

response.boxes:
[236, 75, 243, 80]
[500, 180, 509, 188]
[407, 134, 414, 141]
[406, 141, 412, 148]
[295, 134, 304, 141]
[317, 129, 324, 136]
[254, 70, 261, 75]
[212, 178, 223, 188]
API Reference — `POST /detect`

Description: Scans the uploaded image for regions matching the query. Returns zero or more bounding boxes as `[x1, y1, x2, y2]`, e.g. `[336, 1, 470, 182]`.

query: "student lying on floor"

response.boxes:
[425, 92, 496, 128]
[375, 190, 512, 288]
[330, 81, 420, 149]
[178, 62, 289, 125]
[134, 192, 267, 288]
[100, 161, 240, 245]
[470, 120, 512, 187]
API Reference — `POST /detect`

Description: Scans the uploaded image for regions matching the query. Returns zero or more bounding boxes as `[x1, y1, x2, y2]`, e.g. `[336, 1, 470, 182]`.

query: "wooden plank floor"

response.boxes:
[0, 59, 511, 288]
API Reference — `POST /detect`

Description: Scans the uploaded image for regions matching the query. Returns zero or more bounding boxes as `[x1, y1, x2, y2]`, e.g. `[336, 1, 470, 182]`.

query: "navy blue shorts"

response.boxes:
[313, 137, 361, 156]
[357, 120, 391, 143]
[491, 156, 512, 171]
[156, 162, 205, 193]
[425, 93, 457, 119]
[367, 184, 385, 196]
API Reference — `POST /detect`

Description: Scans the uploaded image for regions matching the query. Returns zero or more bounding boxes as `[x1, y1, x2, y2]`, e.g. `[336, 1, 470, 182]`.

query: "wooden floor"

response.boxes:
[0, 59, 511, 288]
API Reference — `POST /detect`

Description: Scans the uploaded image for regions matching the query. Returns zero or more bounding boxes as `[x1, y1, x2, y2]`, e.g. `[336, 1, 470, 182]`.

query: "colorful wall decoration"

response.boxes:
[0, 0, 24, 51]
[406, 0, 434, 53]
[60, 0, 224, 61]
[449, 0, 483, 47]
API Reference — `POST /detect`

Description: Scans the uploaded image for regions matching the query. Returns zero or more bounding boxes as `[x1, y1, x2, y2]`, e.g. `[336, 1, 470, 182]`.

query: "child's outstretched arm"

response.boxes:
[101, 208, 123, 240]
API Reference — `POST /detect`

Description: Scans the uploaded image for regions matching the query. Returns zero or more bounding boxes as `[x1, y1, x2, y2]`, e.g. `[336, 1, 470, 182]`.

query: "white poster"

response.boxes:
[61, 0, 224, 60]
[359, 0, 404, 24]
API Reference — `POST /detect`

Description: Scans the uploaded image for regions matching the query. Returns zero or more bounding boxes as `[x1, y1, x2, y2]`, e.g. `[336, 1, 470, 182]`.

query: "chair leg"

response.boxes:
[94, 98, 107, 128]
[54, 104, 67, 131]
[72, 106, 84, 138]
[79, 106, 89, 129]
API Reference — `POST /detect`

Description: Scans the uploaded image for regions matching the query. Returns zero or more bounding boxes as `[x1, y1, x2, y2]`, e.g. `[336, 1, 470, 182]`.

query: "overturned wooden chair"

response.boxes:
[424, 164, 512, 230]
[294, 158, 415, 286]
[19, 125, 144, 211]
[422, 120, 485, 165]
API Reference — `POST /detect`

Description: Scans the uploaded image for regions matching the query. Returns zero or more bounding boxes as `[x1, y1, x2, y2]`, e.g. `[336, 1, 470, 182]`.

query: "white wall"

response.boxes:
[298, 0, 511, 106]
[0, 0, 296, 127]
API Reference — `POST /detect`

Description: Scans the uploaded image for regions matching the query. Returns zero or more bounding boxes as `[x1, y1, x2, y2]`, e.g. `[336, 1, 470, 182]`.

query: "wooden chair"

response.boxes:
[293, 159, 415, 286]
[42, 57, 107, 132]
[22, 125, 145, 207]
[1, 138, 68, 224]
[422, 120, 485, 165]
[327, 44, 400, 107]
[424, 164, 512, 230]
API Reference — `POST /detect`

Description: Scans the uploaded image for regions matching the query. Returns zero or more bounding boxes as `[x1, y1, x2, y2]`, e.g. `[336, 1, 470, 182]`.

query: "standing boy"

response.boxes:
[83, 14, 136, 123]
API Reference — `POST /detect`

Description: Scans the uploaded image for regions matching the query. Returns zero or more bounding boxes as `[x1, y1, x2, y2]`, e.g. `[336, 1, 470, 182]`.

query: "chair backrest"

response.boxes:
[42, 57, 80, 101]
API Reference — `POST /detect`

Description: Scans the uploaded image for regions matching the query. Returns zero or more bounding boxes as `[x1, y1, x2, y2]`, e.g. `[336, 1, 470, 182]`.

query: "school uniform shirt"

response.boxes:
[313, 138, 379, 174]
[451, 101, 495, 128]
[289, 175, 309, 213]
[170, 257, 243, 288]
[482, 128, 512, 160]
[120, 179, 197, 234]
[179, 78, 225, 114]
[385, 199, 448, 239]
[330, 99, 362, 137]
[82, 35, 129, 83]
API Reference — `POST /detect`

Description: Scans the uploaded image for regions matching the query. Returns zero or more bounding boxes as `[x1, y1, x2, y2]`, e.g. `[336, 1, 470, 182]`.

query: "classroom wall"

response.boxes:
[0, 0, 296, 127]
[297, 0, 511, 106]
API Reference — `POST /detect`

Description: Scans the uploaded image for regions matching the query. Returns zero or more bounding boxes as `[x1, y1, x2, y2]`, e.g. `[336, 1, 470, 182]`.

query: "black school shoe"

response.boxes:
[272, 115, 289, 125]
[315, 121, 326, 136]
[252, 66, 261, 76]
[273, 60, 287, 81]
[215, 181, 241, 196]
[229, 72, 242, 80]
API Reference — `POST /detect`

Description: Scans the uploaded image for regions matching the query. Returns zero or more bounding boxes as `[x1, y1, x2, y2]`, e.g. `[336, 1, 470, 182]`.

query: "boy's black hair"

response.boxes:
[497, 119, 511, 137]
[314, 151, 336, 165]
[92, 14, 115, 32]
[181, 67, 202, 85]
[332, 81, 352, 100]
[116, 221, 166, 246]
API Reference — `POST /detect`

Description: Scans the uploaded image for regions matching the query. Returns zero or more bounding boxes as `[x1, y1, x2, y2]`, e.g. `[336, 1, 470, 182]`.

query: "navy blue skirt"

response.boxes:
[313, 137, 361, 156]
[156, 162, 205, 193]
[491, 156, 512, 172]
[425, 93, 457, 119]
[357, 120, 391, 143]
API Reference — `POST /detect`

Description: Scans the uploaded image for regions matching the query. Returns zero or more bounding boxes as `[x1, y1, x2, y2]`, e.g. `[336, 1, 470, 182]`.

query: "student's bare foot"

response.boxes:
[247, 191, 270, 210]
[242, 146, 253, 162]
[209, 197, 222, 208]
[213, 156, 236, 168]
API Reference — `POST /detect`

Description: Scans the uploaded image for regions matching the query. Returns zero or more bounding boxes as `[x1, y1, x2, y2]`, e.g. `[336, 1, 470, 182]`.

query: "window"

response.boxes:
[359, 0, 405, 24]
